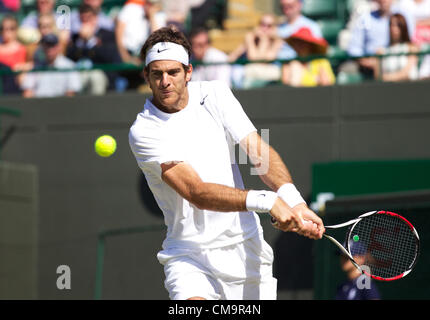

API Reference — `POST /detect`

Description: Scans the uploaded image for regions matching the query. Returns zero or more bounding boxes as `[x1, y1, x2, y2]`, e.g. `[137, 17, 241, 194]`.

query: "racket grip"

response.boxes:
[270, 216, 277, 225]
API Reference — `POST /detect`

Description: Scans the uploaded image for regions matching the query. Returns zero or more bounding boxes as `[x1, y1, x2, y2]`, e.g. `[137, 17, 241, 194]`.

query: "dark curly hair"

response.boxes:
[140, 26, 192, 72]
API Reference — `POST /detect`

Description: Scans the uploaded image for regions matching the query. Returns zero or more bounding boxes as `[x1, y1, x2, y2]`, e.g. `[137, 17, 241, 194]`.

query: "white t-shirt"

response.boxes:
[399, 0, 430, 21]
[117, 3, 166, 56]
[129, 80, 262, 250]
[381, 43, 418, 80]
[191, 47, 232, 87]
[21, 55, 82, 97]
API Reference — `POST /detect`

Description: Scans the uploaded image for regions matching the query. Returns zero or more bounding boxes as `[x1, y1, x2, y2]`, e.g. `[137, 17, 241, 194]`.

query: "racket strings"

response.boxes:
[349, 213, 418, 279]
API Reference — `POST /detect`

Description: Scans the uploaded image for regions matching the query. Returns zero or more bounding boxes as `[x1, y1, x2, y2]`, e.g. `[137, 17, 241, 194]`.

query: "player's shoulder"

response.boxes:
[129, 102, 162, 143]
[190, 80, 231, 97]
[190, 79, 230, 89]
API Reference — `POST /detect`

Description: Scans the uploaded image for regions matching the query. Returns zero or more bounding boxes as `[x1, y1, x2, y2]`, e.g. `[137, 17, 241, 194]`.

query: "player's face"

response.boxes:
[145, 60, 193, 113]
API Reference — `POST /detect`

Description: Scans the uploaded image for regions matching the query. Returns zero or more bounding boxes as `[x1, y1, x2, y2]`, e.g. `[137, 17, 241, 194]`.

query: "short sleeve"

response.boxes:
[67, 71, 82, 93]
[210, 80, 257, 144]
[317, 59, 336, 84]
[347, 15, 367, 57]
[20, 73, 36, 91]
[129, 120, 187, 172]
[117, 4, 133, 23]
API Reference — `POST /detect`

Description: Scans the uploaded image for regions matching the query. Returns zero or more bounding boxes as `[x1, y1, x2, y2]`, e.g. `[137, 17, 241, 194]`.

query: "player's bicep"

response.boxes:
[161, 161, 204, 203]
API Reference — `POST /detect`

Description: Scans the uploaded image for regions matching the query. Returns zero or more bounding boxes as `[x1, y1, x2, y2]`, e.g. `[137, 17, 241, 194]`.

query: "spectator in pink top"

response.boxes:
[0, 15, 32, 94]
[0, 0, 20, 12]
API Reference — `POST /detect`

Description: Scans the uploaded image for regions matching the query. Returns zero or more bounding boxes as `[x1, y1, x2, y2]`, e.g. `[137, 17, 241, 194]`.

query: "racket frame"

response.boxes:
[323, 210, 420, 281]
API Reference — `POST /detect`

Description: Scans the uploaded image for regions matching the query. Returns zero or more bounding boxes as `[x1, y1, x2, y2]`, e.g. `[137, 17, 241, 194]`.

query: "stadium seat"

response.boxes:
[20, 0, 36, 15]
[302, 0, 338, 20]
[318, 19, 344, 45]
[102, 0, 126, 12]
[56, 0, 81, 7]
[20, 0, 35, 7]
[336, 71, 364, 85]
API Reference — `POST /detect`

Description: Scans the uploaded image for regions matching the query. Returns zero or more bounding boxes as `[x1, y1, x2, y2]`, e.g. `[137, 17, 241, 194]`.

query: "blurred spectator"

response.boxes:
[0, 0, 20, 12]
[399, 0, 430, 45]
[0, 14, 29, 94]
[161, 0, 202, 32]
[115, 0, 166, 65]
[0, 15, 30, 71]
[338, 0, 374, 51]
[189, 0, 226, 30]
[189, 27, 231, 86]
[375, 13, 419, 81]
[398, 0, 430, 79]
[281, 27, 335, 87]
[21, 33, 82, 97]
[116, 0, 166, 90]
[228, 13, 283, 88]
[20, 0, 55, 29]
[26, 13, 70, 62]
[17, 0, 70, 50]
[335, 240, 381, 300]
[38, 13, 69, 52]
[418, 50, 430, 78]
[346, 0, 415, 79]
[66, 4, 121, 94]
[70, 0, 115, 35]
[277, 0, 323, 60]
[230, 14, 283, 62]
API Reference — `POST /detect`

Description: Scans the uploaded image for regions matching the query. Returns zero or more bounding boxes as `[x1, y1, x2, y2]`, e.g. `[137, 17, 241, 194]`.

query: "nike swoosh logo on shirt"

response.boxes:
[200, 95, 208, 105]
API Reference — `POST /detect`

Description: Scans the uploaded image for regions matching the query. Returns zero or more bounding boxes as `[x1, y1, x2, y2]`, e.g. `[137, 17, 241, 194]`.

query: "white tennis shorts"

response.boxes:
[157, 232, 277, 300]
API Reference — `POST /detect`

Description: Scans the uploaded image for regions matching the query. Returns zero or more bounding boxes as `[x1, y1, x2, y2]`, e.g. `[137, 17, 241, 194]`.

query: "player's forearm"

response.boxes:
[190, 182, 248, 212]
[260, 146, 294, 191]
[241, 132, 305, 208]
[244, 134, 293, 191]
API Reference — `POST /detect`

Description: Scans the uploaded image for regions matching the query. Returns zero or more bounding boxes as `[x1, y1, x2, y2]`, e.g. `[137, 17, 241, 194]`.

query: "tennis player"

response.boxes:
[129, 27, 325, 300]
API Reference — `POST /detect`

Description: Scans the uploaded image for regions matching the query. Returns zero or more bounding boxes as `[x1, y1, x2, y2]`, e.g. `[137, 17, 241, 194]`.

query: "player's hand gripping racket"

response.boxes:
[323, 210, 420, 281]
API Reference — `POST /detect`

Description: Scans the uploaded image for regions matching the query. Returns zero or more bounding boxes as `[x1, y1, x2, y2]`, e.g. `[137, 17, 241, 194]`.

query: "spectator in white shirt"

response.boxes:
[21, 33, 82, 98]
[189, 27, 231, 87]
[115, 0, 166, 65]
[399, 0, 430, 44]
[20, 0, 56, 29]
[277, 0, 323, 60]
[375, 13, 419, 81]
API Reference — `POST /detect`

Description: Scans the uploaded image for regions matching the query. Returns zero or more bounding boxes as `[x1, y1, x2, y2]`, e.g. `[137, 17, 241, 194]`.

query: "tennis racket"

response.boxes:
[323, 210, 420, 281]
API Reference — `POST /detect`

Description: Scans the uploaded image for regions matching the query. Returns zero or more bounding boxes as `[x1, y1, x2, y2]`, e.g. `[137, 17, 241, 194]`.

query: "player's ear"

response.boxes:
[185, 64, 193, 82]
[143, 67, 149, 83]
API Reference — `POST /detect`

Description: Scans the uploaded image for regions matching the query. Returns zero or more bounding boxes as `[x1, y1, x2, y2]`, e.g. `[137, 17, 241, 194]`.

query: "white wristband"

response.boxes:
[277, 183, 306, 208]
[246, 190, 278, 213]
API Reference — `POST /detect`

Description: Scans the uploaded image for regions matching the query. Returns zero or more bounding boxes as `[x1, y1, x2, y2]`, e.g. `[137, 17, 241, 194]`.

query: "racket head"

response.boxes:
[346, 210, 420, 281]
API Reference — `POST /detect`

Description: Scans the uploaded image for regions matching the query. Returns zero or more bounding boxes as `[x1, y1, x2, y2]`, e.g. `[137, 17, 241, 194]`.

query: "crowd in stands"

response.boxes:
[0, 0, 430, 97]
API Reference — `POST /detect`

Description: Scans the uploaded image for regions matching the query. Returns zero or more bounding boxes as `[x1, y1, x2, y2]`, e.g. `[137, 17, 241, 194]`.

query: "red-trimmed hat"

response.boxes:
[125, 0, 145, 5]
[285, 27, 329, 54]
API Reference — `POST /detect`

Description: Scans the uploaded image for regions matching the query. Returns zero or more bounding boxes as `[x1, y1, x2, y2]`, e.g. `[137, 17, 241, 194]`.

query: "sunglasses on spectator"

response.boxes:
[260, 22, 274, 28]
[1, 26, 17, 32]
[39, 23, 53, 28]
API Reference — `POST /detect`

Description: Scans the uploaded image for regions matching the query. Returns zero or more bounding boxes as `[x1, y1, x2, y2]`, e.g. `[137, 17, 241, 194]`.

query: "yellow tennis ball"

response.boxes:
[94, 135, 117, 157]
